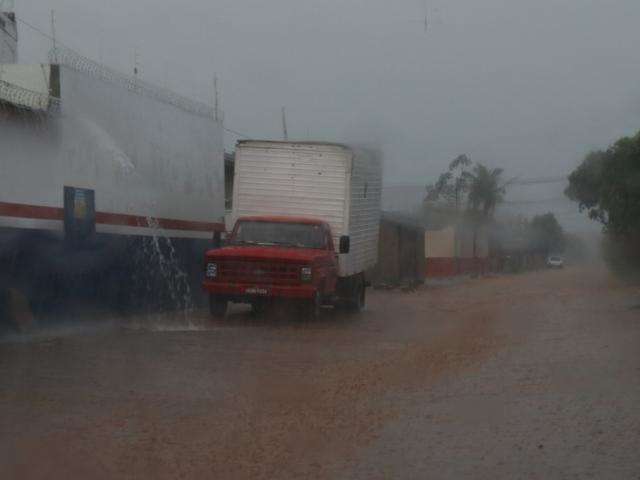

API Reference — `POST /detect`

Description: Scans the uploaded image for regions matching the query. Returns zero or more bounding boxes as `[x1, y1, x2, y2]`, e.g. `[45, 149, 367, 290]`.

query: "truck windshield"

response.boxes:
[232, 221, 327, 249]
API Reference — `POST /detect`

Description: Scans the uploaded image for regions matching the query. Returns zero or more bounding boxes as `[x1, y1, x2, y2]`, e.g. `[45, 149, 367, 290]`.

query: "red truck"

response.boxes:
[203, 141, 382, 318]
[203, 216, 361, 317]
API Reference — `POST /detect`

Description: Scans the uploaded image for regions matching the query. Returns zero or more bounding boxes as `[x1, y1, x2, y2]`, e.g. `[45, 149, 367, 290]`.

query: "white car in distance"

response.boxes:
[547, 256, 564, 269]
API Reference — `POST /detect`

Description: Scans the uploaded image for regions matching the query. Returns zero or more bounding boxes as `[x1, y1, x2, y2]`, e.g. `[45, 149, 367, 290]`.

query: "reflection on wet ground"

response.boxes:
[1, 267, 639, 479]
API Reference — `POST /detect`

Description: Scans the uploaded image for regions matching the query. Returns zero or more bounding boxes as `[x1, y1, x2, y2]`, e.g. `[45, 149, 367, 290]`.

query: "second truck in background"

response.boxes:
[203, 140, 382, 317]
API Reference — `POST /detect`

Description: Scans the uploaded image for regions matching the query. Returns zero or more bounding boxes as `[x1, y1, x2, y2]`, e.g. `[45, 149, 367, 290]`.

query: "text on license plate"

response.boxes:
[245, 287, 269, 296]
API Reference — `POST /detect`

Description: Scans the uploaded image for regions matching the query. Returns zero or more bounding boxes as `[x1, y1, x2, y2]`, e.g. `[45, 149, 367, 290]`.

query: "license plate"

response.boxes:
[245, 287, 269, 296]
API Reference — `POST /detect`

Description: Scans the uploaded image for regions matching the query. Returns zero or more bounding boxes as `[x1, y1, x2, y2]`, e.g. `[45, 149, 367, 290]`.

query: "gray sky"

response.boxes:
[15, 0, 640, 191]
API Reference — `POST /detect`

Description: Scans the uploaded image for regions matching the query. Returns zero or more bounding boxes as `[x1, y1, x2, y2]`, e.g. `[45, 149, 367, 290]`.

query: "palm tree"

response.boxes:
[467, 164, 506, 219]
[466, 164, 506, 262]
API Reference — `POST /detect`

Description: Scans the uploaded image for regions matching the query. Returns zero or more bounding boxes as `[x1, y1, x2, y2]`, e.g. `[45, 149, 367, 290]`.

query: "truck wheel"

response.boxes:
[209, 295, 227, 318]
[346, 276, 365, 314]
[251, 301, 269, 316]
[0, 288, 35, 333]
[303, 291, 322, 320]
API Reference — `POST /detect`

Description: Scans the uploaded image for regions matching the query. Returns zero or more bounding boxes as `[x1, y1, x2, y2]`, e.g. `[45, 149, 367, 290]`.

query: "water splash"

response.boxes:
[78, 116, 198, 323]
[141, 215, 195, 321]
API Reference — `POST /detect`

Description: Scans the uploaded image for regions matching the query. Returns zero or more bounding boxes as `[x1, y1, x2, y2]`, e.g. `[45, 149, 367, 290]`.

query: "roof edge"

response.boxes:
[237, 139, 353, 151]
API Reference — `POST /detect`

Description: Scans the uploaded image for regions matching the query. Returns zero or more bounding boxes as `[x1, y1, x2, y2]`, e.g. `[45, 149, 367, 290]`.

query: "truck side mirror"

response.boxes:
[339, 235, 350, 254]
[212, 231, 222, 248]
[212, 231, 228, 248]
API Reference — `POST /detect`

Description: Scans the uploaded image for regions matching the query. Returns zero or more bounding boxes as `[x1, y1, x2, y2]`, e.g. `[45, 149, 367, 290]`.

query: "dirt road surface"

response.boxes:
[1, 267, 639, 479]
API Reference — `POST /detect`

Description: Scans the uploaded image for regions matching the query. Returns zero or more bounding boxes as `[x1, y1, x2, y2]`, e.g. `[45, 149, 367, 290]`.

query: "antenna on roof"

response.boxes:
[133, 48, 140, 78]
[422, 0, 428, 33]
[281, 106, 288, 141]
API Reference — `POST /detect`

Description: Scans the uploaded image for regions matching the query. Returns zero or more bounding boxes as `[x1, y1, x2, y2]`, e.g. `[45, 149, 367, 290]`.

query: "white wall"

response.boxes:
[0, 60, 225, 236]
[425, 226, 456, 258]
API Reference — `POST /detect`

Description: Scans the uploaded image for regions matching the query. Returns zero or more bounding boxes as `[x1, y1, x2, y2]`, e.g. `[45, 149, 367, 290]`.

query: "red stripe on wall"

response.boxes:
[95, 211, 225, 232]
[0, 201, 225, 233]
[0, 201, 64, 221]
[425, 258, 457, 278]
[426, 257, 491, 278]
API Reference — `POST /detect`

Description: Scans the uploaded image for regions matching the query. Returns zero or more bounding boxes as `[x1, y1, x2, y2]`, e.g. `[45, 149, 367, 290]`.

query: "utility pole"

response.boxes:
[281, 106, 288, 141]
[423, 0, 428, 33]
[50, 10, 57, 62]
[133, 48, 140, 92]
[163, 62, 169, 89]
[98, 26, 104, 64]
[133, 49, 140, 78]
[213, 74, 220, 122]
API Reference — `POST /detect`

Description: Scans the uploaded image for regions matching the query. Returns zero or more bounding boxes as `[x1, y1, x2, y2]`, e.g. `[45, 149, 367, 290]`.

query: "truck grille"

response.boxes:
[217, 260, 301, 285]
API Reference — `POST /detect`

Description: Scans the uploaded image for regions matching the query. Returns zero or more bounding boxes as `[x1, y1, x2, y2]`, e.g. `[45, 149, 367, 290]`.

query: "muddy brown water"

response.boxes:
[1, 267, 639, 479]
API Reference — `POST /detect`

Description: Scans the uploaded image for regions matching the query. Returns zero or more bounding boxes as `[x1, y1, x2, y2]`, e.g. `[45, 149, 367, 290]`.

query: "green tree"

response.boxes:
[528, 213, 565, 254]
[466, 163, 506, 258]
[425, 159, 506, 259]
[425, 154, 472, 209]
[565, 131, 640, 235]
[566, 129, 640, 278]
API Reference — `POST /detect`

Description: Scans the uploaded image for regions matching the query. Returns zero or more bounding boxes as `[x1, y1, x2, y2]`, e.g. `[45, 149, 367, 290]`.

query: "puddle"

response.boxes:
[124, 323, 212, 332]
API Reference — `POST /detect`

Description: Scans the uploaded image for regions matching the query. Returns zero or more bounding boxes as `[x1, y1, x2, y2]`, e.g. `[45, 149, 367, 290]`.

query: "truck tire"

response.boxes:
[251, 301, 270, 316]
[302, 290, 322, 320]
[345, 275, 365, 314]
[1, 288, 36, 333]
[209, 295, 227, 318]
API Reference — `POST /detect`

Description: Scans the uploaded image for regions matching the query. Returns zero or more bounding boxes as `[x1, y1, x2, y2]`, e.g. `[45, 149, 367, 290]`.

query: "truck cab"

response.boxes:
[203, 216, 362, 318]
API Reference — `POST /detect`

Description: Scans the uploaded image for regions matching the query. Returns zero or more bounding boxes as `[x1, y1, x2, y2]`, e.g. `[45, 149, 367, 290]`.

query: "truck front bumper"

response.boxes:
[202, 281, 316, 300]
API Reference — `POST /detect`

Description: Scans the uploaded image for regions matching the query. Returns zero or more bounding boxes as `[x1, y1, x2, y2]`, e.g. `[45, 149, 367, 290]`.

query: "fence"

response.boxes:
[49, 47, 216, 120]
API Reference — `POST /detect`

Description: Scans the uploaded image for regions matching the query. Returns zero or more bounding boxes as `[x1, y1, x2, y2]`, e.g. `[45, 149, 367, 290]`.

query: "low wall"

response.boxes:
[426, 254, 548, 278]
[426, 257, 492, 278]
[425, 258, 457, 277]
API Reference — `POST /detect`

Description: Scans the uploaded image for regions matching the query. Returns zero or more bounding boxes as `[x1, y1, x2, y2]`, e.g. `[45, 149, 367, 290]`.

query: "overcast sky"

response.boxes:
[14, 0, 640, 190]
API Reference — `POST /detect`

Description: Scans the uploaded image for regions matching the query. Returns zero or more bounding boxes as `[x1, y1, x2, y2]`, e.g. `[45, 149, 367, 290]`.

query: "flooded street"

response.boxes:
[1, 267, 639, 479]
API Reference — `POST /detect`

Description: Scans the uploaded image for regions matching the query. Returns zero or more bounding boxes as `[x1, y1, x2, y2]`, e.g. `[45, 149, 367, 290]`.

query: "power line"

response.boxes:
[509, 176, 567, 186]
[391, 175, 569, 189]
[503, 196, 567, 205]
[15, 15, 58, 44]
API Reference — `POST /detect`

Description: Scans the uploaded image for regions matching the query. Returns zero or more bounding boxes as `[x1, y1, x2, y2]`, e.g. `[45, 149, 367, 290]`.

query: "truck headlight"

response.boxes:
[301, 266, 313, 282]
[206, 263, 218, 279]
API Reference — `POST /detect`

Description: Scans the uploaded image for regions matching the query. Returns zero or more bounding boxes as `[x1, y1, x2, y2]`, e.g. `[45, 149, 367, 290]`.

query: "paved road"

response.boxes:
[1, 267, 639, 479]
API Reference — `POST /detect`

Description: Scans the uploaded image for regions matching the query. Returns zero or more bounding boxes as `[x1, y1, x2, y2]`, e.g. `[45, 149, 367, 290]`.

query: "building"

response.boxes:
[424, 222, 490, 278]
[1, 43, 225, 320]
[369, 213, 425, 286]
[0, 2, 17, 64]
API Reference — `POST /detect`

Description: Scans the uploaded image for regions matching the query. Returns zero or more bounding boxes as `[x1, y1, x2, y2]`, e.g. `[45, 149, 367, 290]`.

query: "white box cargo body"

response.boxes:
[232, 141, 382, 277]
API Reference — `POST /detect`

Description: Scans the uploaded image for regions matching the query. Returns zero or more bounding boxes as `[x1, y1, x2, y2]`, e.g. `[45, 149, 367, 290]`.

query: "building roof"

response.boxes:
[237, 140, 353, 152]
